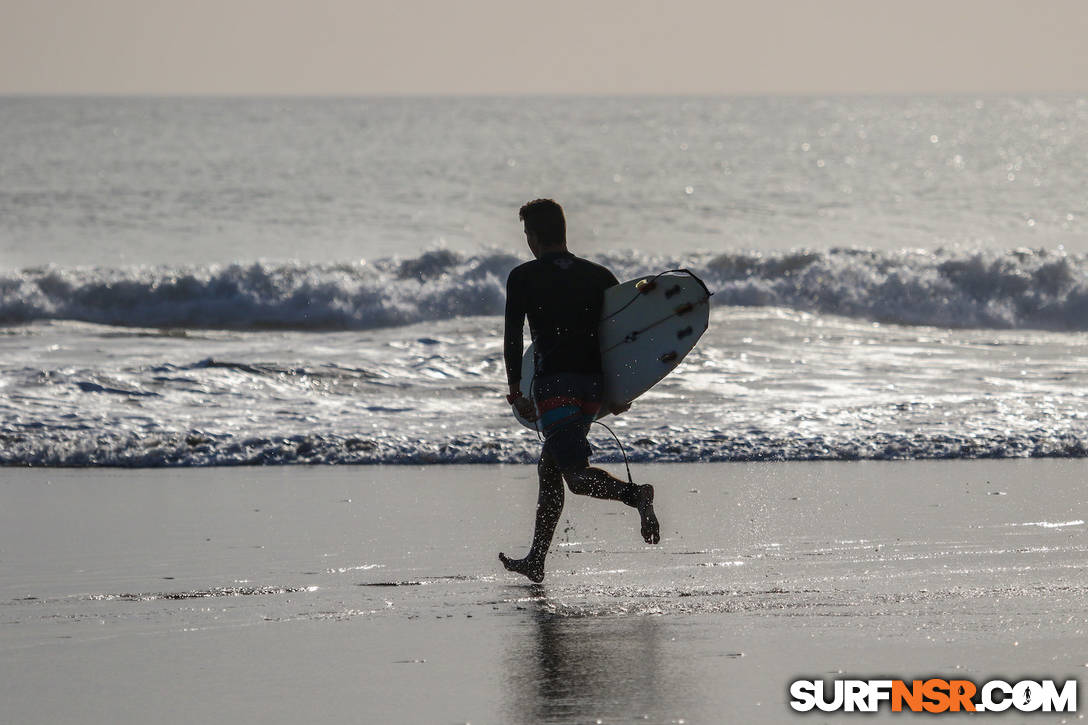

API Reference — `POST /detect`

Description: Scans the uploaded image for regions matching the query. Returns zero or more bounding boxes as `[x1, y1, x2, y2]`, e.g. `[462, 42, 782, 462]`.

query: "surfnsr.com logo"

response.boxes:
[789, 678, 1077, 713]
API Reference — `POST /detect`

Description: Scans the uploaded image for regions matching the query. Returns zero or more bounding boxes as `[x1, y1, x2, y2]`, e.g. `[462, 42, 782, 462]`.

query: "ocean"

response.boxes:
[1, 95, 1086, 466]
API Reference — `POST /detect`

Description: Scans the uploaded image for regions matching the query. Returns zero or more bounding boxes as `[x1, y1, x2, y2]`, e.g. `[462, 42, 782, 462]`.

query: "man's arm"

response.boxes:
[503, 270, 525, 397]
[602, 266, 625, 416]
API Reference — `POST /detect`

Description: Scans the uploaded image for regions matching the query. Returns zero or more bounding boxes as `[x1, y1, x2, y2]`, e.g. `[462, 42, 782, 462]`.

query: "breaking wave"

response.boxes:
[2, 246, 1087, 331]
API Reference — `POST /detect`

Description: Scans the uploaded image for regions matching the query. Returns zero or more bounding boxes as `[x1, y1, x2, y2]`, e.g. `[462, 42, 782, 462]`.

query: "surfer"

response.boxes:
[499, 198, 660, 583]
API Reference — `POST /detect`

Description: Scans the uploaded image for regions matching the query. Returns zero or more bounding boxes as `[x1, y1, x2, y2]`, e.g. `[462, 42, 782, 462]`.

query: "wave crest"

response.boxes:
[2, 246, 1086, 331]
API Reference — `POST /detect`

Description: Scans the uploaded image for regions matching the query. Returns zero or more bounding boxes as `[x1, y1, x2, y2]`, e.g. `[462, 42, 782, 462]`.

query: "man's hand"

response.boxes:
[507, 388, 538, 422]
[608, 401, 631, 416]
[511, 395, 538, 422]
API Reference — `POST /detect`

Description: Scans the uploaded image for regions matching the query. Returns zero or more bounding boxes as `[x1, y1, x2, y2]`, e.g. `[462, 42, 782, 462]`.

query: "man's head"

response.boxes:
[518, 199, 566, 257]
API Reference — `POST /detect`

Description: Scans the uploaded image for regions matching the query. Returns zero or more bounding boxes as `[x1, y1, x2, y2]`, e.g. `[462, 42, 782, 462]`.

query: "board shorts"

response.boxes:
[533, 372, 603, 473]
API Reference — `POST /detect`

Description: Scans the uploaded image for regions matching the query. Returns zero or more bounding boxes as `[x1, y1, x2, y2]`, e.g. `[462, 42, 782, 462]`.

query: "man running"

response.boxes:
[499, 198, 660, 583]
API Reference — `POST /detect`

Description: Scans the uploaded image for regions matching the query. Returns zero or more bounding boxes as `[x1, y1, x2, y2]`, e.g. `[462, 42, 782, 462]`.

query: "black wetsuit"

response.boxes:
[503, 251, 619, 390]
[498, 249, 658, 581]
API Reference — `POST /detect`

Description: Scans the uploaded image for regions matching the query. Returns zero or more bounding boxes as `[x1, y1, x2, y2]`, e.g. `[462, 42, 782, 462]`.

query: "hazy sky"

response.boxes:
[3, 0, 1088, 95]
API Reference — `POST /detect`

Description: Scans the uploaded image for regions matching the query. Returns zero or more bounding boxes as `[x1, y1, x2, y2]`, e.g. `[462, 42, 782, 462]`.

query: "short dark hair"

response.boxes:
[518, 199, 566, 247]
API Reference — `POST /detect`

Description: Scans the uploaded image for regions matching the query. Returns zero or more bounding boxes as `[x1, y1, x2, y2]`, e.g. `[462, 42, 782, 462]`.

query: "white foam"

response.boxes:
[2, 246, 1087, 332]
[2, 261, 1087, 467]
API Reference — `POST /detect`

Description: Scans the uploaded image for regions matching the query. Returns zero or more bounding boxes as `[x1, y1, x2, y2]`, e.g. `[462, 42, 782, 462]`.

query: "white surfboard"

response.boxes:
[513, 269, 711, 430]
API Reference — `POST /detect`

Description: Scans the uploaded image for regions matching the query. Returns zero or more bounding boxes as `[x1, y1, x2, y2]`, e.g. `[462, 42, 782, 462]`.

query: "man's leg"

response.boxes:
[564, 466, 639, 505]
[564, 467, 661, 544]
[499, 450, 565, 583]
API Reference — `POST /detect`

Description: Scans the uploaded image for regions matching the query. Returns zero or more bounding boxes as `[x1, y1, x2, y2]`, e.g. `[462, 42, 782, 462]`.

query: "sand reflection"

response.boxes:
[502, 586, 677, 723]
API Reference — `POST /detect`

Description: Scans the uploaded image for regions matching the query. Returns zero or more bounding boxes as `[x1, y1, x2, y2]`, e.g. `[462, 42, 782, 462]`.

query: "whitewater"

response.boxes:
[2, 247, 1087, 466]
[2, 95, 1087, 466]
[3, 246, 1088, 331]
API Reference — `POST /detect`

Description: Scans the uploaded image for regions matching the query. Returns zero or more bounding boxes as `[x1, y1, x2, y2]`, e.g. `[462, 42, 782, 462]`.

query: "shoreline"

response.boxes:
[3, 433, 1088, 468]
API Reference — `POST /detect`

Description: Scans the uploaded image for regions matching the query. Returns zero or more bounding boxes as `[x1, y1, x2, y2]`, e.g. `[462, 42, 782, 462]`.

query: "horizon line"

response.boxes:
[4, 89, 1088, 100]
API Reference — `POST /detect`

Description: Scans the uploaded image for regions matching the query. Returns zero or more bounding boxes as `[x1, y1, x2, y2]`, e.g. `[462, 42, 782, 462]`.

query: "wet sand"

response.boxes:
[2, 460, 1086, 723]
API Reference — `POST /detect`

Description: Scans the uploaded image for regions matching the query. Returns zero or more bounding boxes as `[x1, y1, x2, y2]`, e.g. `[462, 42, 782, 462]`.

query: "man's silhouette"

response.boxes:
[500, 199, 659, 583]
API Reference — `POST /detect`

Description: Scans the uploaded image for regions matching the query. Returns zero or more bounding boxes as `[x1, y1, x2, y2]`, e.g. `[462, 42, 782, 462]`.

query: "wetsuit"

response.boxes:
[504, 251, 619, 471]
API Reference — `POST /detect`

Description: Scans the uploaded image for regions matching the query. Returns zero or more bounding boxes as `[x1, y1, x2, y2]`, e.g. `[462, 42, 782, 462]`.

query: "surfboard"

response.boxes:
[513, 269, 711, 430]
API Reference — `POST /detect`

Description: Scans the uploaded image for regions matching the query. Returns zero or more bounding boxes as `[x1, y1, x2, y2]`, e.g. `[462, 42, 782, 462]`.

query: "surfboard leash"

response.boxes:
[591, 419, 634, 484]
[600, 268, 713, 324]
[525, 269, 712, 484]
[587, 268, 710, 485]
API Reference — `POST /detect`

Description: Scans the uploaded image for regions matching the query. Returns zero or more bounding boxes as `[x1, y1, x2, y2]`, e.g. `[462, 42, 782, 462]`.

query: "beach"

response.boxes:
[2, 460, 1085, 723]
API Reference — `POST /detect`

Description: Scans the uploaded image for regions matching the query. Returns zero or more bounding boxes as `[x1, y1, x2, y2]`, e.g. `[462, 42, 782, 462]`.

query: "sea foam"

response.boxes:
[2, 246, 1087, 331]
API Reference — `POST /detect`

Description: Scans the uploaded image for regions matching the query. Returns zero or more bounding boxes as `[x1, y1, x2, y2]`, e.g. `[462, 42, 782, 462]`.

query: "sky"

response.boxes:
[2, 0, 1088, 95]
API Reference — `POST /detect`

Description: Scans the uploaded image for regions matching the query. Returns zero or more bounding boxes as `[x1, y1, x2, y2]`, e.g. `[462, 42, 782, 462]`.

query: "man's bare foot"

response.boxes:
[637, 484, 660, 544]
[499, 552, 545, 583]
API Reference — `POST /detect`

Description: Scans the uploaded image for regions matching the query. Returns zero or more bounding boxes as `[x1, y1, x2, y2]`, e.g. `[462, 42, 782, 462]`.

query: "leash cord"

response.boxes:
[523, 269, 713, 480]
[591, 419, 634, 484]
[600, 268, 713, 323]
